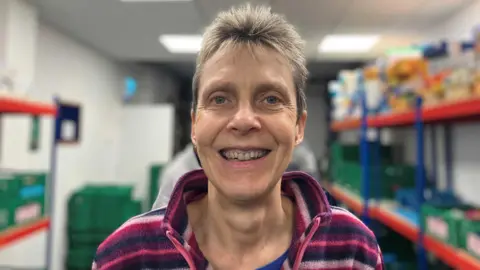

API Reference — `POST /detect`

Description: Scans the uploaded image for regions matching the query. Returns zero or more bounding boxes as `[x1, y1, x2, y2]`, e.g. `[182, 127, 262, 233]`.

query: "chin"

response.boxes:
[216, 177, 278, 202]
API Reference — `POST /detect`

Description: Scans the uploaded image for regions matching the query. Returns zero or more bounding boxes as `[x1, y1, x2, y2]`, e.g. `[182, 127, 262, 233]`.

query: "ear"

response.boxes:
[295, 110, 307, 146]
[191, 109, 197, 146]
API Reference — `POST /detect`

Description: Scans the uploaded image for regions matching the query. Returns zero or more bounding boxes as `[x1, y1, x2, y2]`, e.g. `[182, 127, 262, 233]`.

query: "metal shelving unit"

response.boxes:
[0, 96, 58, 270]
[330, 95, 480, 270]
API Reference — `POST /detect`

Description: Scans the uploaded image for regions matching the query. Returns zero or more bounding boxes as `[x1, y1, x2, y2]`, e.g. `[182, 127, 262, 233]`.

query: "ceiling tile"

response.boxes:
[271, 0, 353, 34]
[344, 0, 427, 16]
[195, 0, 271, 22]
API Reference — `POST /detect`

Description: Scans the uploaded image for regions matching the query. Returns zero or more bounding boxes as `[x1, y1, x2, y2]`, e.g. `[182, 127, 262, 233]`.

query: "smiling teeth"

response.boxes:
[222, 149, 268, 161]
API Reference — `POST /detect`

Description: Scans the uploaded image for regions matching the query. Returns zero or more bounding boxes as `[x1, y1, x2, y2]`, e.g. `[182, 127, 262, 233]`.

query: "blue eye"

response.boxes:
[213, 96, 227, 104]
[265, 96, 279, 104]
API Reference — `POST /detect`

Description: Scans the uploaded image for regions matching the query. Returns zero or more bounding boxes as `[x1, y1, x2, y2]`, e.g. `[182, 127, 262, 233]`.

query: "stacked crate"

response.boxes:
[66, 185, 142, 270]
[329, 142, 416, 199]
[422, 205, 480, 259]
[0, 171, 48, 231]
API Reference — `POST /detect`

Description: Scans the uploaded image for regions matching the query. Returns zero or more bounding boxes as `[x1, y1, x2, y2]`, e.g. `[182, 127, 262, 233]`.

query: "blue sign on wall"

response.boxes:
[124, 76, 137, 102]
[55, 102, 81, 144]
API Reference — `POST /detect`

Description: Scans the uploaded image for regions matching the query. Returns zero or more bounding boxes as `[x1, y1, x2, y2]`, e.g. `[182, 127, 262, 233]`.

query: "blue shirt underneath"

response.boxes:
[256, 250, 289, 270]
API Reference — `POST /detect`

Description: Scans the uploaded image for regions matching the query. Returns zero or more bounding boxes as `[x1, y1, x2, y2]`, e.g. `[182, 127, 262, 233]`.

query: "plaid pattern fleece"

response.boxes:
[93, 169, 384, 270]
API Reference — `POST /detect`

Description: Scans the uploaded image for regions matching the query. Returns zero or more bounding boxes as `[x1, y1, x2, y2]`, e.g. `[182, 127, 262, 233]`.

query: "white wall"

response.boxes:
[400, 1, 480, 205]
[115, 105, 175, 209]
[0, 22, 123, 270]
[424, 1, 480, 41]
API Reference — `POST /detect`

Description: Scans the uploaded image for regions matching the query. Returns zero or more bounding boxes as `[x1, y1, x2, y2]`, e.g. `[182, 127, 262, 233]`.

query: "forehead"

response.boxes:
[198, 44, 295, 95]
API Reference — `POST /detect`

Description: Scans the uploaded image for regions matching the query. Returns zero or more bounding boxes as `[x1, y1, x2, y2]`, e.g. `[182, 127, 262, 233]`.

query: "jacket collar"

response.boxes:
[163, 169, 332, 268]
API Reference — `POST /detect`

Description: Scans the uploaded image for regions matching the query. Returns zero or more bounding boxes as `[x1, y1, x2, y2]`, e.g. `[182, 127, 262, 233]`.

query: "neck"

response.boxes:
[190, 182, 294, 256]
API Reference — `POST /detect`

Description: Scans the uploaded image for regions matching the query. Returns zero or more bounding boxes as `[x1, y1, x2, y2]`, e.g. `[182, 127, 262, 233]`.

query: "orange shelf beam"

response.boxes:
[0, 96, 57, 116]
[328, 184, 480, 270]
[0, 218, 50, 248]
[330, 118, 361, 131]
[423, 98, 480, 122]
[331, 98, 480, 131]
[328, 184, 363, 214]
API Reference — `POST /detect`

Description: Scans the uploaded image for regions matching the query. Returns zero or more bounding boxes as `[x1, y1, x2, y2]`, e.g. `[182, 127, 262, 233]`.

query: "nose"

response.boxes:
[226, 103, 261, 135]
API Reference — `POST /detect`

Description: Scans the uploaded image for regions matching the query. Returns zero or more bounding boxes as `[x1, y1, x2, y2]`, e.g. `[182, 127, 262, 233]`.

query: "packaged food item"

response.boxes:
[339, 69, 362, 118]
[329, 80, 350, 121]
[363, 65, 387, 114]
[422, 71, 449, 106]
[386, 58, 428, 112]
[473, 71, 480, 97]
[421, 41, 448, 106]
[443, 41, 475, 102]
[444, 68, 473, 101]
[473, 25, 480, 97]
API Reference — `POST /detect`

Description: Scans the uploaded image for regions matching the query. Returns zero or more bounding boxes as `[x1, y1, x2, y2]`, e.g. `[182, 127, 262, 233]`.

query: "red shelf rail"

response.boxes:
[331, 98, 480, 131]
[328, 185, 480, 270]
[0, 96, 57, 116]
[0, 218, 50, 248]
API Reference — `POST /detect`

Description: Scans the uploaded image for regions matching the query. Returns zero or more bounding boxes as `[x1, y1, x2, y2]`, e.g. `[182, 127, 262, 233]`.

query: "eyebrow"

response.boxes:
[254, 82, 289, 94]
[201, 81, 237, 98]
[201, 81, 290, 99]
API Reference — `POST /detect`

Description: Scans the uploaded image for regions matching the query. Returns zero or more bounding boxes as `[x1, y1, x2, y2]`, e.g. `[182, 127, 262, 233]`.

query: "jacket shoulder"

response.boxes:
[306, 207, 383, 269]
[92, 208, 178, 270]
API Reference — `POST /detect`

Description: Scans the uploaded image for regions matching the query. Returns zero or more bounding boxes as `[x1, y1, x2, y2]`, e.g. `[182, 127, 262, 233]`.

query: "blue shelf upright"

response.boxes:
[359, 74, 371, 226]
[45, 96, 60, 270]
[430, 126, 438, 188]
[372, 129, 381, 204]
[415, 96, 428, 270]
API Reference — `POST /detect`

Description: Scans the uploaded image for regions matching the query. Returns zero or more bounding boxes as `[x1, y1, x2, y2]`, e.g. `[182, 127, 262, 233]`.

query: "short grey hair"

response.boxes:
[192, 4, 308, 119]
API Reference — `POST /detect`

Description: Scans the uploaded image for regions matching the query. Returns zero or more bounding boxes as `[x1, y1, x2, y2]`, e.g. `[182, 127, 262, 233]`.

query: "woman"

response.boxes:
[93, 4, 383, 270]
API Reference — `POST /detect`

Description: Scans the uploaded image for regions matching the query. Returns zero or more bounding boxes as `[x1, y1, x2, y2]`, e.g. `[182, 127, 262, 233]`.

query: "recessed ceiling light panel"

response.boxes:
[319, 35, 380, 53]
[159, 35, 203, 54]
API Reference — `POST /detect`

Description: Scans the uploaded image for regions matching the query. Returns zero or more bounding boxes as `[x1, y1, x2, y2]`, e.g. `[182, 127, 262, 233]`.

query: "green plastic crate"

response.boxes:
[68, 200, 142, 249]
[68, 185, 135, 232]
[0, 173, 21, 199]
[69, 231, 110, 247]
[0, 199, 17, 231]
[421, 205, 467, 247]
[333, 162, 415, 199]
[330, 142, 395, 165]
[126, 200, 142, 217]
[0, 197, 45, 231]
[15, 172, 47, 188]
[459, 217, 480, 259]
[66, 246, 97, 269]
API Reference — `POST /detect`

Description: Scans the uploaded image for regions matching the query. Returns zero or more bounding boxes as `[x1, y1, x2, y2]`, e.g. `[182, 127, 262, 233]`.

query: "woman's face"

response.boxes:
[192, 45, 307, 202]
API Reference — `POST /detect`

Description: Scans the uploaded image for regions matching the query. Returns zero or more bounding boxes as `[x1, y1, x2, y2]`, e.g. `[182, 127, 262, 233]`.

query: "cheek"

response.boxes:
[266, 115, 298, 143]
[193, 112, 223, 146]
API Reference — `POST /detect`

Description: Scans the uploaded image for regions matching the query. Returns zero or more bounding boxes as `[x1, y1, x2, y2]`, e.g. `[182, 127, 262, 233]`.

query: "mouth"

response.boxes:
[219, 148, 271, 162]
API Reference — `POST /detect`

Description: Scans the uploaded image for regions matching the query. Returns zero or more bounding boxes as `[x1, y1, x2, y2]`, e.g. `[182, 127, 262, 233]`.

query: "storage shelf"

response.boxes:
[0, 218, 50, 248]
[331, 98, 480, 131]
[0, 96, 57, 116]
[327, 183, 480, 270]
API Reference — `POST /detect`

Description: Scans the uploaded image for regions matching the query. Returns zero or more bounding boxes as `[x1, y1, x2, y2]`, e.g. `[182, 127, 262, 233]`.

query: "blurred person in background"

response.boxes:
[93, 4, 383, 270]
[152, 140, 336, 209]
